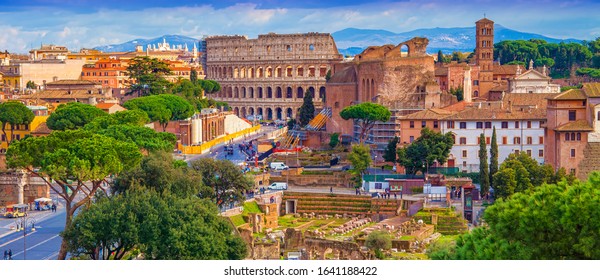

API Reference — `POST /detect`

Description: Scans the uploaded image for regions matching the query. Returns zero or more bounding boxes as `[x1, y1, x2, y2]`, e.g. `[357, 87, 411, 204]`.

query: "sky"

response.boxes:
[0, 0, 599, 53]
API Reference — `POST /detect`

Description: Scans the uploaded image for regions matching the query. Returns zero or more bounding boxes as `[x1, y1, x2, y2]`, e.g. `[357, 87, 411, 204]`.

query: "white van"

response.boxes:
[269, 162, 289, 170]
[268, 182, 288, 190]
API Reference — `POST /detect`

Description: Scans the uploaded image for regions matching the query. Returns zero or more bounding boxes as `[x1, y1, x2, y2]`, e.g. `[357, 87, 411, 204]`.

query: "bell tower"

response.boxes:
[475, 17, 494, 99]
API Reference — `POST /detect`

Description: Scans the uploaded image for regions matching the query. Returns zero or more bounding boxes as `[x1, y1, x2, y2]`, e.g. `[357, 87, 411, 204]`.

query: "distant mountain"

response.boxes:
[94, 35, 199, 52]
[333, 25, 582, 55]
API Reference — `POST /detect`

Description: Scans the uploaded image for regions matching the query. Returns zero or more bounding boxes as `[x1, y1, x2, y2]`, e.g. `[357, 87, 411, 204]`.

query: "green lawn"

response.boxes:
[230, 214, 247, 227]
[242, 201, 263, 215]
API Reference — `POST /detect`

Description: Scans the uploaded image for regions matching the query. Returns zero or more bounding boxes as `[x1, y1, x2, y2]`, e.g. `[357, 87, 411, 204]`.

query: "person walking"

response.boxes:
[8, 249, 12, 260]
[3, 250, 7, 260]
[330, 186, 333, 194]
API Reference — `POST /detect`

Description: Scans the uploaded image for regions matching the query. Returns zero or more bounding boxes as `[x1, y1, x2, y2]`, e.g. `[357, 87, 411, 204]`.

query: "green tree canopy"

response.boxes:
[339, 102, 391, 144]
[329, 132, 340, 149]
[190, 158, 254, 208]
[397, 128, 454, 175]
[0, 101, 35, 146]
[436, 173, 600, 259]
[489, 127, 499, 189]
[46, 102, 108, 131]
[298, 90, 315, 127]
[7, 130, 143, 259]
[123, 94, 195, 131]
[83, 109, 150, 131]
[113, 151, 209, 198]
[63, 190, 247, 260]
[383, 136, 399, 163]
[127, 56, 172, 96]
[479, 133, 490, 196]
[96, 125, 177, 152]
[492, 153, 564, 199]
[365, 230, 392, 259]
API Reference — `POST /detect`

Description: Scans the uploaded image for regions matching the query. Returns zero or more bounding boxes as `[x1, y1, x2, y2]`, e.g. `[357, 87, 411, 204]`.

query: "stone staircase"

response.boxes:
[578, 142, 600, 181]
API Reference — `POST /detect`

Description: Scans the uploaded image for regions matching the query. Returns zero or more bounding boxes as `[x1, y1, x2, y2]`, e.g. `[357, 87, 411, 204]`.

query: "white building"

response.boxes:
[508, 62, 560, 94]
[441, 93, 555, 172]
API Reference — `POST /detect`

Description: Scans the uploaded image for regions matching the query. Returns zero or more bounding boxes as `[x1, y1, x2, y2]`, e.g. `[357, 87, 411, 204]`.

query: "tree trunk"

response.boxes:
[57, 205, 74, 260]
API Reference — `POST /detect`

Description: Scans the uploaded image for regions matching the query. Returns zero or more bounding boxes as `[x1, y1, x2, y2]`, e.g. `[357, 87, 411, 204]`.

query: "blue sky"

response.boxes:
[0, 0, 598, 53]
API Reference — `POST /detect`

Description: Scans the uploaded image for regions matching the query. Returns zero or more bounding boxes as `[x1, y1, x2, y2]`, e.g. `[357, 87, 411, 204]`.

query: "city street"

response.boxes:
[0, 207, 66, 260]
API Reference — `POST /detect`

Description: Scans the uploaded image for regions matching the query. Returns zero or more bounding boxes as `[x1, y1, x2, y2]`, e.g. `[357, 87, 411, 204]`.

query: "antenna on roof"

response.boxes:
[484, 13, 486, 18]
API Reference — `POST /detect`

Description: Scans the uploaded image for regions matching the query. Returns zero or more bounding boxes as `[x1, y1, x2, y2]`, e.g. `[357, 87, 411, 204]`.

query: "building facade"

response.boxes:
[205, 33, 343, 120]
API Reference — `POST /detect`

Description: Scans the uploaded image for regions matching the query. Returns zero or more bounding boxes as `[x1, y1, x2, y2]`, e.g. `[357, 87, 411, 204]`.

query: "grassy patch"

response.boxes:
[243, 201, 263, 215]
[390, 252, 428, 260]
[230, 215, 247, 227]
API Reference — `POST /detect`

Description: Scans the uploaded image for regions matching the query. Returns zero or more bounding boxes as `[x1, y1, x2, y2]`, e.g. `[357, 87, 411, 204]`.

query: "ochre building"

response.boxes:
[205, 33, 343, 120]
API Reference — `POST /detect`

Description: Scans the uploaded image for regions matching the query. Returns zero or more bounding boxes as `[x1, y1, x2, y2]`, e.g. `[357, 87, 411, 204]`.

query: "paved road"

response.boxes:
[0, 207, 65, 260]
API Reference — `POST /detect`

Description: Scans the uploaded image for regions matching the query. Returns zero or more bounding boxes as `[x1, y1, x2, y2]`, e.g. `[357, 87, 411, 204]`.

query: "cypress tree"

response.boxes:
[479, 133, 490, 197]
[298, 90, 315, 127]
[490, 126, 499, 191]
[190, 68, 198, 83]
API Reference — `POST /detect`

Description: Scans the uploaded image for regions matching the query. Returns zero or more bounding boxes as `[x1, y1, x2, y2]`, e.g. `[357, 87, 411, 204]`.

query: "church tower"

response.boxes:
[475, 17, 494, 99]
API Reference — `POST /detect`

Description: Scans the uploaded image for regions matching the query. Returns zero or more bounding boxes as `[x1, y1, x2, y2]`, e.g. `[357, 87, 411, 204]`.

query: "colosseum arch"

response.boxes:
[234, 87, 239, 98]
[286, 108, 293, 119]
[258, 87, 263, 98]
[240, 67, 246, 78]
[276, 108, 282, 120]
[297, 87, 304, 99]
[229, 67, 234, 78]
[266, 66, 273, 78]
[267, 87, 273, 98]
[319, 86, 326, 100]
[307, 86, 315, 99]
[249, 67, 255, 78]
[227, 87, 233, 98]
[266, 108, 273, 120]
[234, 107, 239, 116]
[276, 87, 282, 98]
[234, 67, 239, 78]
[241, 107, 247, 118]
[319, 65, 327, 77]
[297, 66, 304, 77]
[249, 107, 255, 116]
[257, 107, 263, 118]
[257, 67, 263, 78]
[242, 87, 246, 98]
[275, 66, 282, 77]
[286, 87, 293, 98]
[286, 66, 293, 77]
[249, 87, 254, 98]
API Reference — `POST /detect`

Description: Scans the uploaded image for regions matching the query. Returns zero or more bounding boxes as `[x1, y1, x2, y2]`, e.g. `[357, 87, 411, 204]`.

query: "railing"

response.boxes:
[178, 125, 261, 154]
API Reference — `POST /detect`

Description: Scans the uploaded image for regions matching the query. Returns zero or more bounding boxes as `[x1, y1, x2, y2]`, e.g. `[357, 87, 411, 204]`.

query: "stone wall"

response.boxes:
[0, 171, 49, 206]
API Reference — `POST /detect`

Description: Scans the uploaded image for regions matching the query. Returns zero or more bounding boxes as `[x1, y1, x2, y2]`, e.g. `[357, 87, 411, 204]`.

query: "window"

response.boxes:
[539, 149, 544, 157]
[422, 121, 427, 128]
[459, 137, 467, 145]
[502, 136, 507, 145]
[473, 80, 479, 86]
[527, 137, 533, 145]
[374, 183, 383, 189]
[451, 134, 456, 144]
[514, 137, 521, 144]
[460, 122, 467, 129]
[447, 121, 455, 129]
[515, 121, 520, 129]
[539, 137, 544, 144]
[485, 122, 492, 129]
[409, 121, 414, 128]
[571, 149, 576, 158]
[569, 110, 576, 121]
[486, 137, 490, 144]
[409, 136, 415, 143]
[433, 121, 439, 129]
[577, 133, 581, 141]
[501, 122, 508, 129]
[527, 121, 532, 128]
[570, 168, 576, 175]
[463, 161, 467, 167]
[462, 150, 468, 158]
[571, 132, 576, 141]
[566, 133, 570, 141]
[526, 150, 532, 156]
[476, 122, 483, 129]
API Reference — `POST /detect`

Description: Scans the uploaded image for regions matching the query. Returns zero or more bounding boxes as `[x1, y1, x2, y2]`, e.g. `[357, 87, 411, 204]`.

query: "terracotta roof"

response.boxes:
[493, 64, 519, 76]
[442, 106, 546, 121]
[441, 101, 468, 112]
[503, 93, 554, 109]
[476, 18, 494, 23]
[31, 122, 52, 135]
[490, 81, 508, 92]
[583, 83, 600, 98]
[400, 108, 454, 120]
[45, 80, 99, 86]
[328, 65, 357, 84]
[23, 89, 108, 100]
[554, 120, 594, 132]
[95, 103, 120, 109]
[547, 89, 586, 100]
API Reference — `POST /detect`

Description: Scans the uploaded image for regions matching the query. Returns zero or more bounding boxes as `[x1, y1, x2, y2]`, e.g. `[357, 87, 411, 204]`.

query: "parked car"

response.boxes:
[268, 182, 288, 190]
[269, 162, 289, 170]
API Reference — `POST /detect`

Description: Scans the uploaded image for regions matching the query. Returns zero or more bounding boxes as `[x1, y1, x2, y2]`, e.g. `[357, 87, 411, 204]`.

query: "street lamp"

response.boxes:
[14, 214, 37, 260]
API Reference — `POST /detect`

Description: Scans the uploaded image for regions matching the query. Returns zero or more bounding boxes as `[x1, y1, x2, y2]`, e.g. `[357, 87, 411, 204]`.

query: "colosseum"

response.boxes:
[205, 33, 343, 120]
